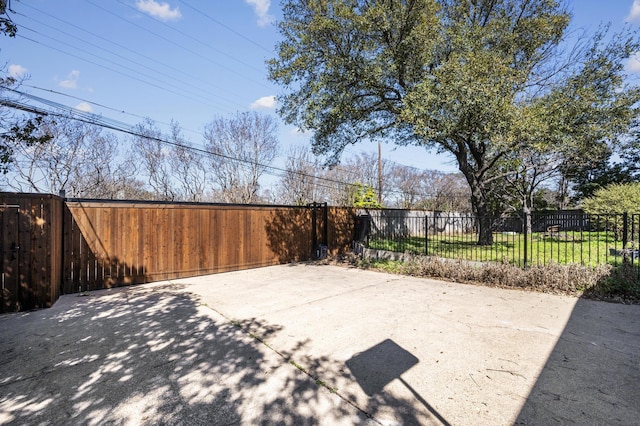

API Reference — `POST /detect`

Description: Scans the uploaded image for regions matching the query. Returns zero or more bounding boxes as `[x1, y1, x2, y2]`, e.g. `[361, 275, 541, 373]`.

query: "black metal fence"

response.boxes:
[359, 210, 640, 270]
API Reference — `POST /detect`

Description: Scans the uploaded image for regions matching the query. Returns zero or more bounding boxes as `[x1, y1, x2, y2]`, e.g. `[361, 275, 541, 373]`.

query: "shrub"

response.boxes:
[582, 183, 640, 242]
[582, 182, 640, 215]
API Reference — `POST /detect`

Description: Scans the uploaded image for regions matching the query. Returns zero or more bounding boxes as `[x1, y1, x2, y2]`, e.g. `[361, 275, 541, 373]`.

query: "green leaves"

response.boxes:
[352, 182, 381, 208]
[582, 183, 640, 215]
[269, 0, 439, 164]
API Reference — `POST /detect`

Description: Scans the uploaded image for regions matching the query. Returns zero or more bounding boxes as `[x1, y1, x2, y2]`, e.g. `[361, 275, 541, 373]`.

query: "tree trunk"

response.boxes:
[522, 205, 532, 235]
[470, 186, 494, 246]
[556, 174, 569, 210]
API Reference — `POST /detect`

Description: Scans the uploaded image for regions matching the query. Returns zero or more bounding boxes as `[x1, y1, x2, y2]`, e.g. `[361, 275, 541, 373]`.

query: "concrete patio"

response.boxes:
[1, 263, 638, 425]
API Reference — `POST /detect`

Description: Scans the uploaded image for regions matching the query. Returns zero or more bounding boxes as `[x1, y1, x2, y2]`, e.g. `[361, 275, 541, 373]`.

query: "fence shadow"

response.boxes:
[62, 200, 149, 294]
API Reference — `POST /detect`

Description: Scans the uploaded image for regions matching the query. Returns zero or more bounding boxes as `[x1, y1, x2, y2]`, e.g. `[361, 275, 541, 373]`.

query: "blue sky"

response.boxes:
[2, 0, 640, 177]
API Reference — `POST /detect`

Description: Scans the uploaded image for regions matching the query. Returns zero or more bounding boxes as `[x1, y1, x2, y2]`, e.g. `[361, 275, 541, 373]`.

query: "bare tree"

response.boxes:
[421, 172, 471, 212]
[385, 163, 470, 211]
[387, 163, 426, 209]
[203, 112, 279, 204]
[167, 121, 207, 202]
[1, 115, 144, 198]
[277, 145, 321, 205]
[132, 118, 178, 201]
[68, 130, 135, 198]
[310, 151, 392, 206]
[312, 165, 356, 206]
[0, 115, 142, 198]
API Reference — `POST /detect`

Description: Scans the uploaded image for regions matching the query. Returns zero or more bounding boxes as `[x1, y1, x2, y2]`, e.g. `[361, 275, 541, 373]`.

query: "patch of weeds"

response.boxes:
[360, 258, 405, 273]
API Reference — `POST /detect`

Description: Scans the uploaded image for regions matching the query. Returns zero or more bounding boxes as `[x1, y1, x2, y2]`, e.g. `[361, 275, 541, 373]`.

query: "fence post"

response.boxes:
[323, 202, 328, 248]
[523, 212, 529, 269]
[622, 212, 629, 249]
[310, 203, 317, 258]
[424, 214, 428, 256]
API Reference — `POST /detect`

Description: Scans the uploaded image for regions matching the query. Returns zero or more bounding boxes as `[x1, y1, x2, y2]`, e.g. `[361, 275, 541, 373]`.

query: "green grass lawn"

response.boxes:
[368, 231, 639, 267]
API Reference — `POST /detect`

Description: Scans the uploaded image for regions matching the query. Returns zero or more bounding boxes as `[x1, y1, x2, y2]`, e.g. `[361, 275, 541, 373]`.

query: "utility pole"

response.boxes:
[378, 141, 382, 205]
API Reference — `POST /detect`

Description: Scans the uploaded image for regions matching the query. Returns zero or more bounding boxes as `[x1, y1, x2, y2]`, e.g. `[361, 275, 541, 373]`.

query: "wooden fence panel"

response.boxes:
[61, 202, 351, 294]
[2, 194, 355, 312]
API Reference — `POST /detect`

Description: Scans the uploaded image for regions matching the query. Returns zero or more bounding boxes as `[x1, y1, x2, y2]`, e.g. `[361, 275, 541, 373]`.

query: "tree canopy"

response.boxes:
[269, 0, 640, 244]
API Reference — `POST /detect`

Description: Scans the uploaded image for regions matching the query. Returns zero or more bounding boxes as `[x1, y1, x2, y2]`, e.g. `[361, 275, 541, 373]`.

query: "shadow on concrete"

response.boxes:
[346, 339, 451, 426]
[515, 298, 640, 424]
[347, 339, 419, 397]
[0, 283, 357, 424]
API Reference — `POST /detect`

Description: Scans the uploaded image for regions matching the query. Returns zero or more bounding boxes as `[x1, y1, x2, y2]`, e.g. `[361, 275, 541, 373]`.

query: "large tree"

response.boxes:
[269, 0, 640, 244]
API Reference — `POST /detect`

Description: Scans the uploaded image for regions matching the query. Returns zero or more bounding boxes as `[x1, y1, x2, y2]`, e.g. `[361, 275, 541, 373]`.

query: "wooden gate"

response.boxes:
[0, 194, 63, 313]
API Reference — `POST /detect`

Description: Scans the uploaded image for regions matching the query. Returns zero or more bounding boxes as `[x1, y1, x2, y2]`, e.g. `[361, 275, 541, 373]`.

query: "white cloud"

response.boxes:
[74, 102, 93, 113]
[245, 0, 274, 27]
[59, 70, 80, 89]
[627, 52, 640, 73]
[135, 0, 181, 21]
[250, 95, 276, 109]
[8, 64, 28, 78]
[627, 0, 640, 23]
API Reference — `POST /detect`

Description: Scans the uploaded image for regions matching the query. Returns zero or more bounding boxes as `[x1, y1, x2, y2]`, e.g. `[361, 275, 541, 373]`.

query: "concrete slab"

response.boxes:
[1, 263, 639, 425]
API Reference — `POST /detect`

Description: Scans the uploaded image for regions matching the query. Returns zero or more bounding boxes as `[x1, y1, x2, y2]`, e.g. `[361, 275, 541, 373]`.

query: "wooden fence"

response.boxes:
[1, 193, 355, 313]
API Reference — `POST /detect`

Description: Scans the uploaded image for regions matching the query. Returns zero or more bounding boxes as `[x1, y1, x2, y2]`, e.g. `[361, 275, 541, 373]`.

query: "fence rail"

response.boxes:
[363, 210, 640, 270]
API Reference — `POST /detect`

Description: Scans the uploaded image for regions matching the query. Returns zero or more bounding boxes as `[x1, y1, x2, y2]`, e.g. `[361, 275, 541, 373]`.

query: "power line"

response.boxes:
[14, 11, 245, 111]
[16, 33, 232, 113]
[21, 85, 199, 139]
[15, 28, 242, 114]
[84, 0, 271, 90]
[2, 89, 469, 200]
[178, 0, 274, 54]
[115, 0, 266, 75]
[0, 90, 352, 191]
[16, 2, 249, 107]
